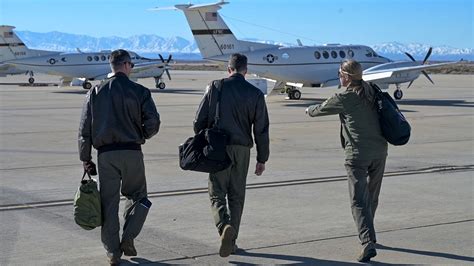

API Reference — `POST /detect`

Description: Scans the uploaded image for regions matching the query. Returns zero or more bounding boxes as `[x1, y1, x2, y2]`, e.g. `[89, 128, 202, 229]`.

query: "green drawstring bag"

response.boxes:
[74, 171, 102, 230]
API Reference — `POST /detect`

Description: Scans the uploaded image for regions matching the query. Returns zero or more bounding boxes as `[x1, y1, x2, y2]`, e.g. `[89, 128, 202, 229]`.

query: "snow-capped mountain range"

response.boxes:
[16, 31, 473, 61]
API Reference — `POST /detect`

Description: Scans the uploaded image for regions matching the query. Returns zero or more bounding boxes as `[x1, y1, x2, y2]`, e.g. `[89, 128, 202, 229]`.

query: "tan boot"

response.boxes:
[120, 239, 137, 256]
[219, 225, 236, 257]
[357, 241, 377, 262]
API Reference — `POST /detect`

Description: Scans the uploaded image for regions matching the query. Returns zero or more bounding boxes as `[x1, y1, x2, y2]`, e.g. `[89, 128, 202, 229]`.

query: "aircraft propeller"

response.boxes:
[405, 47, 434, 88]
[158, 54, 172, 80]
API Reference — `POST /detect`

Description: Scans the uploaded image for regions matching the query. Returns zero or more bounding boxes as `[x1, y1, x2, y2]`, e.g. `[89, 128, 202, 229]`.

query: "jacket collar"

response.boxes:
[230, 73, 245, 80]
[110, 71, 128, 79]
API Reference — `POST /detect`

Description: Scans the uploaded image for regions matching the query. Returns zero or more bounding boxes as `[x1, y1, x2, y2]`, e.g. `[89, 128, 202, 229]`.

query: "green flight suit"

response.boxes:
[307, 88, 388, 245]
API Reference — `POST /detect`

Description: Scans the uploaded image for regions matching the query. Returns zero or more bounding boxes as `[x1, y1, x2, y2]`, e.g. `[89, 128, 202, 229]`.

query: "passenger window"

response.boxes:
[87, 56, 92, 61]
[94, 56, 99, 61]
[101, 55, 106, 61]
[61, 57, 67, 62]
[331, 51, 337, 58]
[322, 51, 329, 59]
[282, 53, 290, 59]
[339, 51, 346, 58]
[314, 51, 321, 59]
[348, 50, 354, 58]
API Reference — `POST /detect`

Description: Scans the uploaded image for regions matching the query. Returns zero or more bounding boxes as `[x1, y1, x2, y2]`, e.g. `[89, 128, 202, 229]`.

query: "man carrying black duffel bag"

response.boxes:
[193, 53, 270, 257]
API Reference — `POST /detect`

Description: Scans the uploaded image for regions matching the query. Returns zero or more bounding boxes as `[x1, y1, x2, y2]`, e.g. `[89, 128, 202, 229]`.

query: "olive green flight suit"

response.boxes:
[307, 88, 388, 245]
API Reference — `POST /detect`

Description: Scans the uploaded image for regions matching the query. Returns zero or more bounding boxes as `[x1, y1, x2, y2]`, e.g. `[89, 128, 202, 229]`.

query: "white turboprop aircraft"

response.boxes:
[6, 50, 173, 90]
[0, 25, 61, 83]
[157, 1, 455, 100]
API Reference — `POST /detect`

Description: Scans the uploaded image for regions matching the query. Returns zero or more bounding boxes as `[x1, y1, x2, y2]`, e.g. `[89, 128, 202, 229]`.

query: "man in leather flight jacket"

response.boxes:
[194, 53, 270, 257]
[78, 49, 160, 265]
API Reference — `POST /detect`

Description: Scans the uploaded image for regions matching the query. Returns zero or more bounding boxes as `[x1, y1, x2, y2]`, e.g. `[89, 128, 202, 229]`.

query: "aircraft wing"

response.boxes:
[363, 62, 456, 82]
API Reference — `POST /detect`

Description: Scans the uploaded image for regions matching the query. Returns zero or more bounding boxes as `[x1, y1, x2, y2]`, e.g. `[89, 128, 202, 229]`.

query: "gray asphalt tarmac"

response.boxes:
[0, 72, 473, 265]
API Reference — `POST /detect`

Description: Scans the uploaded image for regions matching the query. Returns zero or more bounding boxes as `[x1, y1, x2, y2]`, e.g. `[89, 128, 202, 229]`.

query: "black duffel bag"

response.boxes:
[372, 83, 411, 146]
[179, 127, 231, 173]
[178, 79, 231, 173]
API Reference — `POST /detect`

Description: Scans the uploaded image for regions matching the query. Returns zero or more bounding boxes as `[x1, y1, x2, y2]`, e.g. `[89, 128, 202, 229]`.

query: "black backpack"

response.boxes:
[371, 83, 411, 145]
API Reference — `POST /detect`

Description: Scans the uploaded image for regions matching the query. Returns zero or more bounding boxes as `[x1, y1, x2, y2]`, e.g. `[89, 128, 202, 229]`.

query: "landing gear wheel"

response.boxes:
[291, 90, 301, 100]
[394, 89, 403, 100]
[82, 81, 92, 90]
[156, 82, 166, 90]
[28, 77, 35, 84]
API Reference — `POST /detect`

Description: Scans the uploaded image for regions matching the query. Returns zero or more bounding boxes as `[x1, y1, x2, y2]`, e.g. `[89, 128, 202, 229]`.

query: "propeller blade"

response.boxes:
[165, 69, 171, 80]
[423, 47, 432, 64]
[407, 80, 414, 88]
[158, 54, 165, 63]
[167, 54, 172, 64]
[405, 52, 416, 62]
[422, 70, 434, 84]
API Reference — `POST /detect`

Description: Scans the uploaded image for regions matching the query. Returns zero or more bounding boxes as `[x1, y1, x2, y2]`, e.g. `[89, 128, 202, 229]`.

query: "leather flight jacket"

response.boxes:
[79, 72, 160, 161]
[193, 73, 270, 163]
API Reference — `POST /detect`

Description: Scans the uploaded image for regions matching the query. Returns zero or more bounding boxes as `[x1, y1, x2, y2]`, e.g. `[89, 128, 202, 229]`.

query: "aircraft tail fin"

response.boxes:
[0, 25, 31, 62]
[175, 2, 279, 59]
[0, 25, 58, 62]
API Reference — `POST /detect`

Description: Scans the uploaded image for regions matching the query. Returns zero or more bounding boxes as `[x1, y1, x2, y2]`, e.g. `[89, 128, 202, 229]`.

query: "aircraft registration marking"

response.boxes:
[219, 44, 234, 50]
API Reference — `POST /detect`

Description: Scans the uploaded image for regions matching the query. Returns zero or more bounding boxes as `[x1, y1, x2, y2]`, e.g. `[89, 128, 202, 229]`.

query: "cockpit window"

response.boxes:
[365, 50, 373, 57]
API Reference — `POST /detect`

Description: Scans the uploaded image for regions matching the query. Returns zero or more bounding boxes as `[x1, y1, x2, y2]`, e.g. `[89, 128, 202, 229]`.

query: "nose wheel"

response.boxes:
[393, 89, 403, 100]
[154, 77, 166, 89]
[28, 77, 35, 84]
[156, 82, 166, 89]
[286, 86, 301, 100]
[82, 81, 92, 90]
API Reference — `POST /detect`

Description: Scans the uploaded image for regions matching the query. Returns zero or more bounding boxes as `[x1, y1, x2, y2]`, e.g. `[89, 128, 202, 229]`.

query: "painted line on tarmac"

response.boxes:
[0, 165, 472, 211]
[161, 218, 474, 263]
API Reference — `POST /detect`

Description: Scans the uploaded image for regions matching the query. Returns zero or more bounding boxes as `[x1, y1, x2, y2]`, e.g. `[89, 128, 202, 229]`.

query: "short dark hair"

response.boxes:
[228, 53, 247, 73]
[109, 49, 131, 68]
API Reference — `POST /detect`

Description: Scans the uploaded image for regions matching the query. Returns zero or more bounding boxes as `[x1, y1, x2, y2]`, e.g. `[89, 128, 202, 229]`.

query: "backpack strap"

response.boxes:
[370, 82, 383, 111]
[207, 79, 225, 129]
[338, 114, 346, 149]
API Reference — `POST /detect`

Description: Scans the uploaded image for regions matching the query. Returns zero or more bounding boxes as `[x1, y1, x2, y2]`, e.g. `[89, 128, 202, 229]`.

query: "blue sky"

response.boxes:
[1, 0, 472, 48]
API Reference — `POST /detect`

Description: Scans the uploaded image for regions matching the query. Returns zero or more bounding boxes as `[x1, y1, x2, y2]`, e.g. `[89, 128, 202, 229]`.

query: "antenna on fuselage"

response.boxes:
[297, 39, 303, 46]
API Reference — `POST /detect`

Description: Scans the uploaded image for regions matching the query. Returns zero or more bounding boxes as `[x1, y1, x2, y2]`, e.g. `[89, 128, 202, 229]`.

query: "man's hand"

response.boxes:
[83, 160, 97, 176]
[255, 162, 265, 176]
